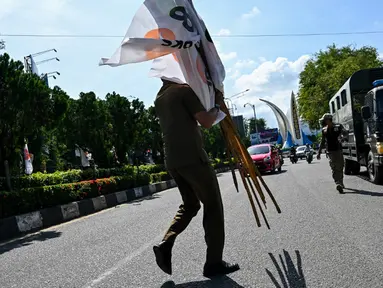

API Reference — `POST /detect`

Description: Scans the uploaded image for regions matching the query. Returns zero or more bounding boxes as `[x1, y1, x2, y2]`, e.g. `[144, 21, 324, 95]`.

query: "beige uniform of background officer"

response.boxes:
[152, 80, 240, 278]
[317, 113, 348, 193]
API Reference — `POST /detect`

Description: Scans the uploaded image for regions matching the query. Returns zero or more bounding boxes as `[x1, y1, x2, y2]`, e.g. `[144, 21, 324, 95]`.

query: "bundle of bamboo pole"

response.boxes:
[217, 98, 281, 229]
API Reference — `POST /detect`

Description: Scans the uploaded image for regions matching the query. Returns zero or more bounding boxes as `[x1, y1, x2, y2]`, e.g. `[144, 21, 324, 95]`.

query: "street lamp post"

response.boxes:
[244, 103, 257, 133]
[228, 89, 250, 99]
[225, 98, 234, 114]
[231, 104, 237, 116]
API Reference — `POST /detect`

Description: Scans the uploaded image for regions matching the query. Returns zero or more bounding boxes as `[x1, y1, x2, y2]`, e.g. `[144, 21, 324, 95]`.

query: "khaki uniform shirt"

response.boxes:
[155, 81, 210, 169]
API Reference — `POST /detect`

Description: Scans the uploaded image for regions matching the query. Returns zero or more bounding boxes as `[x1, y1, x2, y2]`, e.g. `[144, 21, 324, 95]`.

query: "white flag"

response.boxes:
[100, 0, 226, 124]
[24, 143, 33, 175]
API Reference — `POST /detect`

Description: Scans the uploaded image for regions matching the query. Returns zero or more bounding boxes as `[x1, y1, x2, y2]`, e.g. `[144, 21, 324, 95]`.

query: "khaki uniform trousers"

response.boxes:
[328, 150, 344, 185]
[163, 162, 225, 265]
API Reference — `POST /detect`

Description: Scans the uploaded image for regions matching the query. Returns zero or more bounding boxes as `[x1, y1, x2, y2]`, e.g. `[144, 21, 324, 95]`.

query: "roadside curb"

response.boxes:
[0, 166, 231, 242]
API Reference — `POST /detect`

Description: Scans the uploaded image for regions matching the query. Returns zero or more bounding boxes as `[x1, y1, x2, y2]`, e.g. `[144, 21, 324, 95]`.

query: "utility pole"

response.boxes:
[244, 103, 257, 133]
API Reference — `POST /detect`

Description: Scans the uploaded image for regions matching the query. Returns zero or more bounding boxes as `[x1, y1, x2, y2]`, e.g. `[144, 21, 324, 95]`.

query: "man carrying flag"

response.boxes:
[153, 79, 240, 277]
[100, 0, 240, 277]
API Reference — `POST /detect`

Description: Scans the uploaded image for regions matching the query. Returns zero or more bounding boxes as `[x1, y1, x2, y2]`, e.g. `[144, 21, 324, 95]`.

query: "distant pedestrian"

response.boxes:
[317, 114, 348, 193]
[152, 79, 239, 277]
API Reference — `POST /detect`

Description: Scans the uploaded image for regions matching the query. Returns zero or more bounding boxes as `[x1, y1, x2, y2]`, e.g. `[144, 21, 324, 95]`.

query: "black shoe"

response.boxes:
[153, 241, 173, 275]
[336, 184, 344, 194]
[203, 261, 240, 278]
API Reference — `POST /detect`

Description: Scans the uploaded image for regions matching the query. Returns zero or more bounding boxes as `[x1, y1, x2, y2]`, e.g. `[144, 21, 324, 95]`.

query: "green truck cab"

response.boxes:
[329, 68, 383, 184]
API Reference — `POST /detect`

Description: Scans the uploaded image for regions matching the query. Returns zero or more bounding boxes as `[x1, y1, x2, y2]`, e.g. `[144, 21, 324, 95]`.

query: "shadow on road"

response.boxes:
[131, 194, 161, 205]
[260, 170, 287, 176]
[0, 231, 62, 255]
[344, 188, 383, 197]
[265, 250, 306, 288]
[160, 276, 245, 287]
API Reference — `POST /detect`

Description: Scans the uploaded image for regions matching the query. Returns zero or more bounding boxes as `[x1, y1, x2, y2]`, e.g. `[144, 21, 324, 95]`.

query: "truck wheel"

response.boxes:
[351, 162, 360, 175]
[367, 152, 383, 184]
[344, 159, 353, 175]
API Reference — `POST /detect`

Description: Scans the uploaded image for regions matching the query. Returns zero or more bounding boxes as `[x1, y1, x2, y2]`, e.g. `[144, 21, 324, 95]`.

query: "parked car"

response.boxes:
[247, 144, 282, 173]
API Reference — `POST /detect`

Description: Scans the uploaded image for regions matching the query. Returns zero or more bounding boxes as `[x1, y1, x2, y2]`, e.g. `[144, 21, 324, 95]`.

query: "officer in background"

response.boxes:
[317, 113, 348, 193]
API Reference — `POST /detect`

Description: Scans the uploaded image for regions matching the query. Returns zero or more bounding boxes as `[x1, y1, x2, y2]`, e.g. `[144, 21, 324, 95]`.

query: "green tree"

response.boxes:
[298, 44, 383, 129]
[202, 125, 226, 159]
[0, 53, 65, 176]
[249, 118, 267, 133]
[66, 92, 113, 167]
[0, 39, 5, 50]
[106, 92, 134, 165]
[129, 99, 151, 163]
[146, 106, 164, 164]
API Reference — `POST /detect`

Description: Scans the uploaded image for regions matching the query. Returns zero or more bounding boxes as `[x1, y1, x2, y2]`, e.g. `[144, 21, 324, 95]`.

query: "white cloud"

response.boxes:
[0, 0, 78, 34]
[228, 70, 241, 80]
[214, 41, 222, 51]
[231, 55, 310, 127]
[219, 52, 237, 61]
[379, 52, 383, 60]
[217, 29, 231, 36]
[242, 7, 261, 19]
[234, 59, 256, 69]
[226, 60, 257, 80]
[259, 57, 267, 63]
[0, 0, 21, 20]
[214, 40, 237, 62]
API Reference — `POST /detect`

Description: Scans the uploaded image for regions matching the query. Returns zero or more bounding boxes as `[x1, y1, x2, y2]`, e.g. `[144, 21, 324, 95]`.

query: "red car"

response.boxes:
[247, 144, 282, 173]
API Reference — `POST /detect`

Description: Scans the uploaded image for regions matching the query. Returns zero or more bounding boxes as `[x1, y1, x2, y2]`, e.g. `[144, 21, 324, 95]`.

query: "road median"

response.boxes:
[0, 166, 230, 242]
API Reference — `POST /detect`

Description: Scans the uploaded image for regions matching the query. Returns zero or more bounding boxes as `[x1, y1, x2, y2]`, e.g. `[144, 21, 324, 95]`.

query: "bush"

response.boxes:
[211, 158, 235, 169]
[0, 173, 147, 219]
[150, 172, 172, 183]
[0, 160, 235, 219]
[0, 164, 157, 190]
[138, 164, 165, 174]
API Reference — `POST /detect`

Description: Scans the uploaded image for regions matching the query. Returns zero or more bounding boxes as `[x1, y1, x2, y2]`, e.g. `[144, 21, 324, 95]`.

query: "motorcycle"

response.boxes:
[290, 154, 298, 164]
[306, 151, 313, 164]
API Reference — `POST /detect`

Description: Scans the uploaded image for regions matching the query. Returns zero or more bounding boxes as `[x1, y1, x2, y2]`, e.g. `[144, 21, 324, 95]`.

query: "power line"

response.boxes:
[1, 31, 383, 39]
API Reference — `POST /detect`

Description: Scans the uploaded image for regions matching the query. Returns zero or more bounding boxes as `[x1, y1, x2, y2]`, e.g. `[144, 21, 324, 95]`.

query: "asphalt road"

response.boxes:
[1, 158, 382, 288]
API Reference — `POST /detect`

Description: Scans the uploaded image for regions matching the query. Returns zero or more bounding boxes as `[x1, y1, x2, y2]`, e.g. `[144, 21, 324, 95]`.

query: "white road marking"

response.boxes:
[83, 180, 235, 287]
[82, 235, 163, 288]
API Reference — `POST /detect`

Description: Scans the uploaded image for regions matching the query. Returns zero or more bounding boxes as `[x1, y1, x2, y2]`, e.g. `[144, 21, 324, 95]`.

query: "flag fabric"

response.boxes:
[23, 143, 33, 175]
[99, 0, 226, 124]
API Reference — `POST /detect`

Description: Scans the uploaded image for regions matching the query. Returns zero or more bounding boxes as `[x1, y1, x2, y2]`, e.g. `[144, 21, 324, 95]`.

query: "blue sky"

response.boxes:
[1, 0, 383, 129]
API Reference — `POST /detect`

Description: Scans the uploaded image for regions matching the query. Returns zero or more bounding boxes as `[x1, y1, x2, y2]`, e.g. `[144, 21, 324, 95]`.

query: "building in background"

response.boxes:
[232, 115, 245, 138]
[250, 128, 279, 145]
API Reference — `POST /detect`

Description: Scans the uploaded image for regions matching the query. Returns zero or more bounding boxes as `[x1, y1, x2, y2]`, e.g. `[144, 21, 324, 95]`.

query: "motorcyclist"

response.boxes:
[290, 146, 296, 156]
[277, 146, 284, 165]
[304, 144, 311, 153]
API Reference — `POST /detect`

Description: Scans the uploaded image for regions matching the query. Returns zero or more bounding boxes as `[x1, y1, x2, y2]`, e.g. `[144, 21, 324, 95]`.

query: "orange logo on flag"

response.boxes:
[144, 28, 178, 62]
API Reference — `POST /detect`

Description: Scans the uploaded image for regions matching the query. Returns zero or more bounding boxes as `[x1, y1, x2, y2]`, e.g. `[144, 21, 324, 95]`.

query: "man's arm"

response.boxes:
[340, 124, 349, 140]
[318, 132, 325, 155]
[182, 86, 218, 129]
[196, 107, 219, 129]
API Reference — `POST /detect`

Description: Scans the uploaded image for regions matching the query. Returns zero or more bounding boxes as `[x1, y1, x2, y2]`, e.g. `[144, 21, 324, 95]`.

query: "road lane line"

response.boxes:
[83, 235, 163, 288]
[83, 182, 235, 287]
